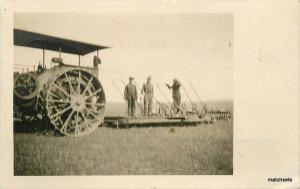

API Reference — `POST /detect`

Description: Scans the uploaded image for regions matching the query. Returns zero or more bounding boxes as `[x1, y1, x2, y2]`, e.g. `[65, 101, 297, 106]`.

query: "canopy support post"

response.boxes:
[59, 47, 62, 59]
[78, 55, 81, 67]
[42, 48, 45, 69]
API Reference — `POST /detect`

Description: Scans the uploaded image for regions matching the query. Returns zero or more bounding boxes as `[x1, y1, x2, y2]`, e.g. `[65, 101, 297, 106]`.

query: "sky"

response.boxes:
[14, 13, 233, 102]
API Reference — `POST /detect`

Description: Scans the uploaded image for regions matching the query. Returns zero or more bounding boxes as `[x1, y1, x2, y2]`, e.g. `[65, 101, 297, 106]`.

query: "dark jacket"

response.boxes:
[141, 83, 153, 97]
[124, 83, 138, 100]
[170, 82, 181, 99]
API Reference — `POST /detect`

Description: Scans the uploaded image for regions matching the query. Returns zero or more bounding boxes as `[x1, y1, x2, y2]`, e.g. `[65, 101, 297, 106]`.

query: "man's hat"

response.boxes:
[129, 76, 134, 80]
[147, 76, 151, 80]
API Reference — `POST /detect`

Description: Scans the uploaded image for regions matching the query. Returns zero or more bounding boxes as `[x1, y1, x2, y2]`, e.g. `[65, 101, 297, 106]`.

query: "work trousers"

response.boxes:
[127, 98, 136, 117]
[143, 94, 153, 116]
[173, 96, 181, 113]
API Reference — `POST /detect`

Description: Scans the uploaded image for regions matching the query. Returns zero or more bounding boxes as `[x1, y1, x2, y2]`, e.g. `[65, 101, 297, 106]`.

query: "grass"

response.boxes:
[14, 120, 233, 175]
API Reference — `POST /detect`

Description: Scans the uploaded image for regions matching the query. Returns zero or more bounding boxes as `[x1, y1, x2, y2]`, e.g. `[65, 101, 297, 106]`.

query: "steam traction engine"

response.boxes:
[13, 29, 109, 136]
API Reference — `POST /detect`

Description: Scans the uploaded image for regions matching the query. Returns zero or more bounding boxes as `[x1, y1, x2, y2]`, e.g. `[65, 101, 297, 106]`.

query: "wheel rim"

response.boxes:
[46, 69, 105, 136]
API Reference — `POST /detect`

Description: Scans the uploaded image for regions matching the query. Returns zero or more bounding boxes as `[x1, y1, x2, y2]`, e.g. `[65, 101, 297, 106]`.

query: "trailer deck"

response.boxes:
[104, 115, 213, 128]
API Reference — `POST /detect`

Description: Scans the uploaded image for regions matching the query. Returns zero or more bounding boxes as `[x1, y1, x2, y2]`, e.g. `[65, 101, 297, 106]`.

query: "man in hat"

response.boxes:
[166, 78, 182, 114]
[141, 76, 154, 116]
[124, 77, 138, 117]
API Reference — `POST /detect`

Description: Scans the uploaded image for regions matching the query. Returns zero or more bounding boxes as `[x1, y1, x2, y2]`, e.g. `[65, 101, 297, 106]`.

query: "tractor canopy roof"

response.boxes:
[14, 29, 110, 56]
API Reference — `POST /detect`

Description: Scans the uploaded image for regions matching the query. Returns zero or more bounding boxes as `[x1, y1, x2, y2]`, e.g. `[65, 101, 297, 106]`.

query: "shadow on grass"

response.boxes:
[14, 120, 63, 137]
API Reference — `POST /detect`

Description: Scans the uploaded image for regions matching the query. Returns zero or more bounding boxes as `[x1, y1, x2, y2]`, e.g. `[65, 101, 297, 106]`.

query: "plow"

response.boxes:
[13, 29, 232, 136]
[105, 80, 232, 128]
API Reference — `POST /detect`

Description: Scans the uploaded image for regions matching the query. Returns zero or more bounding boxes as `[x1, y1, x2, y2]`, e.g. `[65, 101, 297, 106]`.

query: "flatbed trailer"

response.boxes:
[104, 115, 214, 128]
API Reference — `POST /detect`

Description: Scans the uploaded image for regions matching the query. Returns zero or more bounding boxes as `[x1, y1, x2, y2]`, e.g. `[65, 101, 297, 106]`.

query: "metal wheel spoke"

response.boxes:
[61, 110, 74, 133]
[80, 111, 91, 129]
[53, 83, 70, 98]
[48, 91, 61, 99]
[85, 102, 105, 107]
[65, 73, 75, 94]
[87, 88, 102, 99]
[87, 110, 101, 121]
[85, 106, 101, 114]
[48, 103, 68, 110]
[75, 112, 80, 135]
[47, 99, 70, 103]
[81, 110, 87, 121]
[53, 116, 61, 122]
[83, 122, 91, 131]
[50, 106, 72, 119]
[77, 71, 82, 95]
[82, 77, 93, 95]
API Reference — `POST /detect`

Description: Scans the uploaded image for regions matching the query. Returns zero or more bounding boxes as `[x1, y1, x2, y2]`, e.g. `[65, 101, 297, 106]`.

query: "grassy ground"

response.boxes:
[14, 120, 233, 175]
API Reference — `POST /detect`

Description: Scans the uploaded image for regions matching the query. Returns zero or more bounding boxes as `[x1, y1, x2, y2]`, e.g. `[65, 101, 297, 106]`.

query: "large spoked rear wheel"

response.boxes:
[46, 69, 105, 136]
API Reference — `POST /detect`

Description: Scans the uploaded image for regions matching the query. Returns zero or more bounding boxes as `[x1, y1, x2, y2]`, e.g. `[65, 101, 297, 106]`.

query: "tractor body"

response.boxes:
[13, 29, 108, 136]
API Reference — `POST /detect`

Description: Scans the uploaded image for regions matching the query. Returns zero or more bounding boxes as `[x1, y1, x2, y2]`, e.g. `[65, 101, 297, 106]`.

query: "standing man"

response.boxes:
[124, 77, 138, 117]
[141, 76, 154, 116]
[166, 78, 182, 114]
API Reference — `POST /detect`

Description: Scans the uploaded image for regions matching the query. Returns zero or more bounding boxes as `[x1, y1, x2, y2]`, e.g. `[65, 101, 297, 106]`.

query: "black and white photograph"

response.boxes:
[1, 1, 299, 188]
[13, 13, 233, 175]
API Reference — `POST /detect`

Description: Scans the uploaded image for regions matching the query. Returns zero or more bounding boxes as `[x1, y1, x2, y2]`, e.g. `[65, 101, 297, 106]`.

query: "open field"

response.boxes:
[14, 119, 233, 175]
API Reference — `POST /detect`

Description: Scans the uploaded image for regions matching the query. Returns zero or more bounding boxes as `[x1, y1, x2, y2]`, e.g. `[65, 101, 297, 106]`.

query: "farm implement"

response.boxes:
[107, 80, 232, 128]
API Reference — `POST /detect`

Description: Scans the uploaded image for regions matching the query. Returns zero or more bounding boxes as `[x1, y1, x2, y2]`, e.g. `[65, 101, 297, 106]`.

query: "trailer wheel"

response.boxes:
[45, 69, 105, 136]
